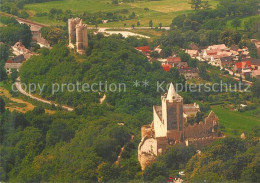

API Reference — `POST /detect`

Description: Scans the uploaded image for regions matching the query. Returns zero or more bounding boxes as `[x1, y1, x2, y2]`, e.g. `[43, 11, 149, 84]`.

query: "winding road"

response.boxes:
[15, 78, 74, 111]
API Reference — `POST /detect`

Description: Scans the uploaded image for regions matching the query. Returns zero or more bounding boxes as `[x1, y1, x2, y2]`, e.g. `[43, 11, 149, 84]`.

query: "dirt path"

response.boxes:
[99, 94, 106, 104]
[15, 78, 74, 112]
[0, 87, 54, 114]
[114, 134, 135, 165]
[0, 87, 34, 113]
[114, 147, 125, 165]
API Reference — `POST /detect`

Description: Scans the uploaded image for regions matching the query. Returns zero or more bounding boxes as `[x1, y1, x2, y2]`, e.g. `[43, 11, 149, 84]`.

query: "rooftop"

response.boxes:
[135, 46, 151, 53]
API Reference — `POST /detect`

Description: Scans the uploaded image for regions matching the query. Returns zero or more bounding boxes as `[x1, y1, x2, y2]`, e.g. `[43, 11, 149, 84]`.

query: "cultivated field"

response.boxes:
[24, 0, 219, 27]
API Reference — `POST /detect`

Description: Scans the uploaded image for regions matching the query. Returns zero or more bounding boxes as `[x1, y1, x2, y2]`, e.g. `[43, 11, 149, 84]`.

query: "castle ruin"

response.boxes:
[68, 18, 88, 55]
[138, 83, 222, 170]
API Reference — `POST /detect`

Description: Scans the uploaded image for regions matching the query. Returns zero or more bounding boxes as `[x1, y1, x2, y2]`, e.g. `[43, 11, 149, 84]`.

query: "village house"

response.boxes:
[178, 67, 199, 79]
[135, 46, 151, 56]
[207, 44, 227, 51]
[12, 41, 31, 56]
[183, 103, 200, 117]
[102, 20, 108, 24]
[12, 42, 37, 60]
[138, 83, 222, 170]
[218, 56, 234, 68]
[185, 49, 199, 58]
[240, 49, 250, 59]
[154, 45, 163, 56]
[4, 55, 25, 74]
[242, 58, 260, 70]
[35, 37, 51, 48]
[162, 64, 172, 72]
[30, 25, 41, 39]
[4, 61, 22, 74]
[167, 56, 181, 66]
[9, 55, 25, 63]
[202, 49, 218, 61]
[175, 62, 189, 69]
[233, 61, 252, 74]
[251, 70, 260, 79]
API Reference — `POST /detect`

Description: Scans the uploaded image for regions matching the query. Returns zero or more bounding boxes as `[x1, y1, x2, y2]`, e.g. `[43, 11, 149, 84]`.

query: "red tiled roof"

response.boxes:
[6, 60, 14, 63]
[206, 50, 218, 55]
[162, 64, 171, 72]
[167, 57, 181, 62]
[235, 61, 251, 69]
[135, 46, 151, 53]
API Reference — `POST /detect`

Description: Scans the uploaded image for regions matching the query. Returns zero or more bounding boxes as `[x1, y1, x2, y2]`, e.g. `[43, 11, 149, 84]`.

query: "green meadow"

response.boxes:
[212, 106, 260, 136]
[24, 0, 219, 27]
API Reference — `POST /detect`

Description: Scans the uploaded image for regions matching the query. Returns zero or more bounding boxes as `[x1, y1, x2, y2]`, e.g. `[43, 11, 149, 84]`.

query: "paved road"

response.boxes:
[223, 68, 253, 86]
[15, 78, 74, 111]
[207, 61, 253, 86]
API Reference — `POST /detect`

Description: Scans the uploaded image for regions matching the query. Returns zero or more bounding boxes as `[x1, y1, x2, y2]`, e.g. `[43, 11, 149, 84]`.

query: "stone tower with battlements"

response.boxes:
[138, 83, 222, 170]
[68, 18, 88, 55]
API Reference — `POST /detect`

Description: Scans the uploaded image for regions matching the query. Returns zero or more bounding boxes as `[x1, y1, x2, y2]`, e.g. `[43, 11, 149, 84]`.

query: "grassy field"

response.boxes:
[212, 106, 260, 136]
[24, 0, 219, 27]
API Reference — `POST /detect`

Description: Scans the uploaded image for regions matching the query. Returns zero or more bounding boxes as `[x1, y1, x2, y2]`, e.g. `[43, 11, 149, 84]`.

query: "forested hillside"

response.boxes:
[1, 0, 260, 182]
[20, 34, 185, 112]
[0, 104, 144, 182]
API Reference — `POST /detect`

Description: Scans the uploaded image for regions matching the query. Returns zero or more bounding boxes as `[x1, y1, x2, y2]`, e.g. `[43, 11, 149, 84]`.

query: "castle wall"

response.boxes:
[138, 153, 157, 171]
[138, 83, 221, 170]
[185, 137, 221, 148]
[138, 136, 158, 170]
[167, 130, 183, 143]
[156, 137, 168, 155]
[154, 106, 167, 138]
[184, 112, 219, 139]
[141, 125, 154, 139]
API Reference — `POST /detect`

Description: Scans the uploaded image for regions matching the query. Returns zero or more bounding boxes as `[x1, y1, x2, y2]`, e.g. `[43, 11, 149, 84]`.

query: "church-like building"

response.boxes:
[138, 83, 222, 170]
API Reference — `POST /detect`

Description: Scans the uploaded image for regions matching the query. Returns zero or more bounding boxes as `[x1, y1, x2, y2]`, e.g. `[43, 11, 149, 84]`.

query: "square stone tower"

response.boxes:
[162, 83, 183, 131]
[154, 83, 184, 140]
[68, 18, 88, 55]
[68, 18, 81, 44]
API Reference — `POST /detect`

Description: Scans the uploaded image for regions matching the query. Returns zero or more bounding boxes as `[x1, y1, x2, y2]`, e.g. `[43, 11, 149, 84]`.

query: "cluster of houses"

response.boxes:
[136, 39, 260, 80]
[135, 45, 200, 80]
[3, 19, 51, 75]
[4, 41, 37, 75]
[199, 41, 260, 79]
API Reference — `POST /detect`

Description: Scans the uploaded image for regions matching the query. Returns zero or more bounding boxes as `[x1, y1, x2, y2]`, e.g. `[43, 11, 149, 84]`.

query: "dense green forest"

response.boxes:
[143, 132, 260, 182]
[0, 16, 32, 47]
[1, 0, 260, 182]
[2, 32, 258, 182]
[1, 101, 259, 182]
[0, 103, 145, 182]
[20, 34, 185, 112]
